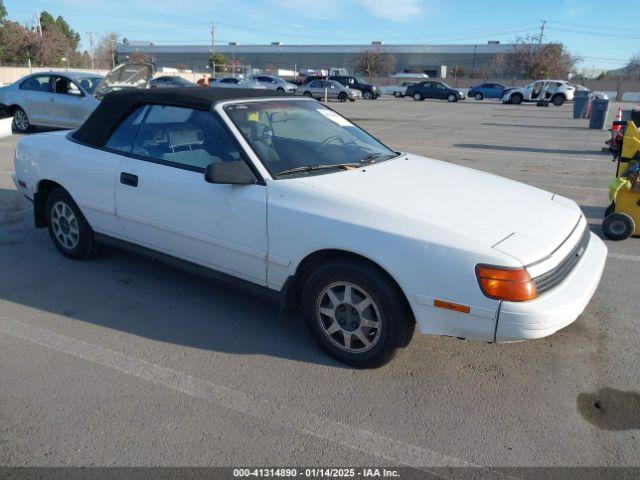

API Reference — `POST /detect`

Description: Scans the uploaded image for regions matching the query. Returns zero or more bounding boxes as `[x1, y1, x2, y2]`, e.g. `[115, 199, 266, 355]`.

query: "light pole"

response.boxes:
[471, 44, 477, 78]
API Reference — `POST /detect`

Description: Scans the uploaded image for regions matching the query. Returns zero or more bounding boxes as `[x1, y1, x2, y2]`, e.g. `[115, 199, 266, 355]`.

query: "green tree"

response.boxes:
[0, 0, 7, 20]
[209, 53, 230, 74]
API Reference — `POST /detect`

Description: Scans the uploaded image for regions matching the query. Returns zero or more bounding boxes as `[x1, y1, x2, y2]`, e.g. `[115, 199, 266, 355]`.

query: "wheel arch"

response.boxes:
[34, 179, 67, 228]
[284, 249, 415, 325]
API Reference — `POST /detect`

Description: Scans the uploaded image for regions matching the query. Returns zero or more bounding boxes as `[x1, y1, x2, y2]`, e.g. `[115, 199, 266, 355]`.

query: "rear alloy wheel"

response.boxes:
[602, 213, 635, 241]
[338, 92, 348, 102]
[303, 259, 414, 368]
[511, 93, 523, 105]
[393, 91, 402, 98]
[474, 92, 483, 101]
[412, 92, 423, 101]
[552, 94, 565, 106]
[46, 188, 100, 260]
[447, 93, 457, 102]
[363, 91, 373, 100]
[12, 107, 31, 133]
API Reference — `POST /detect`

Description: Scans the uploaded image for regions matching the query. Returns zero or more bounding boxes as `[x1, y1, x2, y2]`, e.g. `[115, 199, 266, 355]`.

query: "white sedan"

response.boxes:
[12, 88, 607, 367]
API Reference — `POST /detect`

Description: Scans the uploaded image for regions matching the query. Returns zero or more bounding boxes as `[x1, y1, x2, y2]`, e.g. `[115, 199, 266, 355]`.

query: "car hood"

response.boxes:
[94, 62, 154, 98]
[295, 154, 581, 265]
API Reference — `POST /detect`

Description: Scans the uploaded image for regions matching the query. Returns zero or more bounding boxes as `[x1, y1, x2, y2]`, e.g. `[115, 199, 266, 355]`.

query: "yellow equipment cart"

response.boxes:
[603, 120, 640, 240]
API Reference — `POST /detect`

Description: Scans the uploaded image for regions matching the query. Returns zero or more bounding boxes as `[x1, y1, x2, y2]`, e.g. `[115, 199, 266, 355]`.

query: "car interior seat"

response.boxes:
[163, 126, 218, 169]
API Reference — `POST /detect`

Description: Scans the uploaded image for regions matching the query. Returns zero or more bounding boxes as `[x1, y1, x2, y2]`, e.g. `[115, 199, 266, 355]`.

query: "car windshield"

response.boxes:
[355, 77, 366, 84]
[224, 99, 397, 178]
[74, 76, 103, 94]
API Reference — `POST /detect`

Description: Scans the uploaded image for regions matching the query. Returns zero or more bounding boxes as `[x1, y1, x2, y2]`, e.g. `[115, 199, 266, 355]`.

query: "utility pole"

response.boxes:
[538, 19, 547, 45]
[86, 32, 96, 70]
[210, 21, 217, 79]
[471, 44, 477, 78]
[35, 5, 42, 36]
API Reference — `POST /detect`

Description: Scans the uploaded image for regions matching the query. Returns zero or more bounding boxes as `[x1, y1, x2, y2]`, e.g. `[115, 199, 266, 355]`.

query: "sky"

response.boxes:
[4, 0, 638, 72]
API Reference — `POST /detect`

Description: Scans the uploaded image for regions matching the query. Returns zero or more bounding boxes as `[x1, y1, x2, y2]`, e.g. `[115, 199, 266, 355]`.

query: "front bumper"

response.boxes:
[495, 232, 607, 342]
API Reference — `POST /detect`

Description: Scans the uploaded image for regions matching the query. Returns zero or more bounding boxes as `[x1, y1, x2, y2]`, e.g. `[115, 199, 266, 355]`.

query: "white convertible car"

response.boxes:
[12, 88, 607, 367]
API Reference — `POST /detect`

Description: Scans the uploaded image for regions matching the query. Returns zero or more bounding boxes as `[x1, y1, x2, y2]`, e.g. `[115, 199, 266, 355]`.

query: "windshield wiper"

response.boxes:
[275, 162, 362, 177]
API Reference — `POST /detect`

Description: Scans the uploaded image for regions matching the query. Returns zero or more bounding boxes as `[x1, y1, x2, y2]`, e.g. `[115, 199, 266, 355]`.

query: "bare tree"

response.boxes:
[352, 48, 395, 80]
[488, 53, 505, 79]
[94, 32, 120, 69]
[506, 36, 578, 79]
[627, 52, 640, 80]
[127, 51, 152, 63]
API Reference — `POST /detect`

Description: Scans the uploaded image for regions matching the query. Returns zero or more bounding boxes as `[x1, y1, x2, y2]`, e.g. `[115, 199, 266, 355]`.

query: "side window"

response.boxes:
[19, 75, 51, 92]
[104, 105, 149, 153]
[54, 77, 82, 96]
[131, 105, 243, 171]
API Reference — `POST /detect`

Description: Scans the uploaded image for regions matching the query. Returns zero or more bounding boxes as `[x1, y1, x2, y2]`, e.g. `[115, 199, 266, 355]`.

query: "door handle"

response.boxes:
[120, 172, 138, 187]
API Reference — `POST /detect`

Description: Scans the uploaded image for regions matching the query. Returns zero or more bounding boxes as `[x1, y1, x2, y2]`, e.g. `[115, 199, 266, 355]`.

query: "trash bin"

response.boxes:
[589, 98, 610, 129]
[573, 90, 589, 119]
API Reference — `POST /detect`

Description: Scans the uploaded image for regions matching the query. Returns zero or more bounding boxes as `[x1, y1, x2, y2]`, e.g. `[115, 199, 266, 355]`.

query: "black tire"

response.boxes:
[474, 92, 483, 101]
[447, 93, 457, 102]
[303, 91, 313, 97]
[45, 188, 100, 260]
[276, 87, 285, 92]
[552, 94, 565, 106]
[393, 91, 401, 98]
[511, 93, 523, 105]
[12, 106, 31, 133]
[412, 92, 423, 101]
[604, 203, 615, 217]
[363, 90, 373, 100]
[338, 92, 348, 103]
[602, 213, 635, 240]
[302, 258, 415, 368]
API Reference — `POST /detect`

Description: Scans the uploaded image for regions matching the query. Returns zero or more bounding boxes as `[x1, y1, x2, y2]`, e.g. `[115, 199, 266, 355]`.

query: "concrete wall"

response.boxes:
[0, 66, 109, 85]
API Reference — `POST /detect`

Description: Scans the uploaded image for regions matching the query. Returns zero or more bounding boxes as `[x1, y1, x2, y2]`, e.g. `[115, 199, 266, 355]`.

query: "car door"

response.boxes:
[113, 104, 268, 284]
[50, 76, 96, 128]
[19, 75, 54, 125]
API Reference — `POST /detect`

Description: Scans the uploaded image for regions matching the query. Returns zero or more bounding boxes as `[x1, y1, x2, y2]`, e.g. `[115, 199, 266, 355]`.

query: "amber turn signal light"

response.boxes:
[475, 265, 538, 302]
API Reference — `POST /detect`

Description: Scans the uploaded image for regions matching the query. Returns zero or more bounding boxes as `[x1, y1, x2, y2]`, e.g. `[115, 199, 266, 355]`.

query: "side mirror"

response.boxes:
[205, 161, 256, 185]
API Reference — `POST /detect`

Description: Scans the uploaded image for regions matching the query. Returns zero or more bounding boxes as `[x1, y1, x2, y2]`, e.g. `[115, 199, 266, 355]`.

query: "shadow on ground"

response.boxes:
[0, 187, 344, 368]
[454, 143, 606, 156]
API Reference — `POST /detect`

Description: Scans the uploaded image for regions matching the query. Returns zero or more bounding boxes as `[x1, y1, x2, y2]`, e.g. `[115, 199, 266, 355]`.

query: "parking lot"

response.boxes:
[0, 98, 638, 470]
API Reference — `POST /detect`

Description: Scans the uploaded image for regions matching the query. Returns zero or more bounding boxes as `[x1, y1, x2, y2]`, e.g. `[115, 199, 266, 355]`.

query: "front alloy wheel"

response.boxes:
[413, 92, 422, 101]
[303, 258, 415, 368]
[447, 93, 457, 102]
[474, 92, 483, 100]
[317, 282, 382, 354]
[363, 91, 373, 100]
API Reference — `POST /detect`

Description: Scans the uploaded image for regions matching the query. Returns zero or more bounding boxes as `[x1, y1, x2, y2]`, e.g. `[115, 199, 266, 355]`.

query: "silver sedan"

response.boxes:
[300, 80, 361, 102]
[0, 71, 103, 132]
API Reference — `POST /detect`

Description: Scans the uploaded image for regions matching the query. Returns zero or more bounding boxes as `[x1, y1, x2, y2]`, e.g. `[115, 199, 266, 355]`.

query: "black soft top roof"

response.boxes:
[73, 87, 289, 147]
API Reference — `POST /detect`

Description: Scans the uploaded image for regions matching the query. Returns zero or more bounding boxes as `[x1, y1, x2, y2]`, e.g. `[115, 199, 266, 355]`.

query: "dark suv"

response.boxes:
[405, 81, 465, 102]
[328, 75, 380, 99]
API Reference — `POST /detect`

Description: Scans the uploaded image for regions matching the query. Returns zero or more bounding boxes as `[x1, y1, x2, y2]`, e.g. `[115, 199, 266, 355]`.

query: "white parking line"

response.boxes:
[608, 252, 640, 262]
[0, 315, 484, 473]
